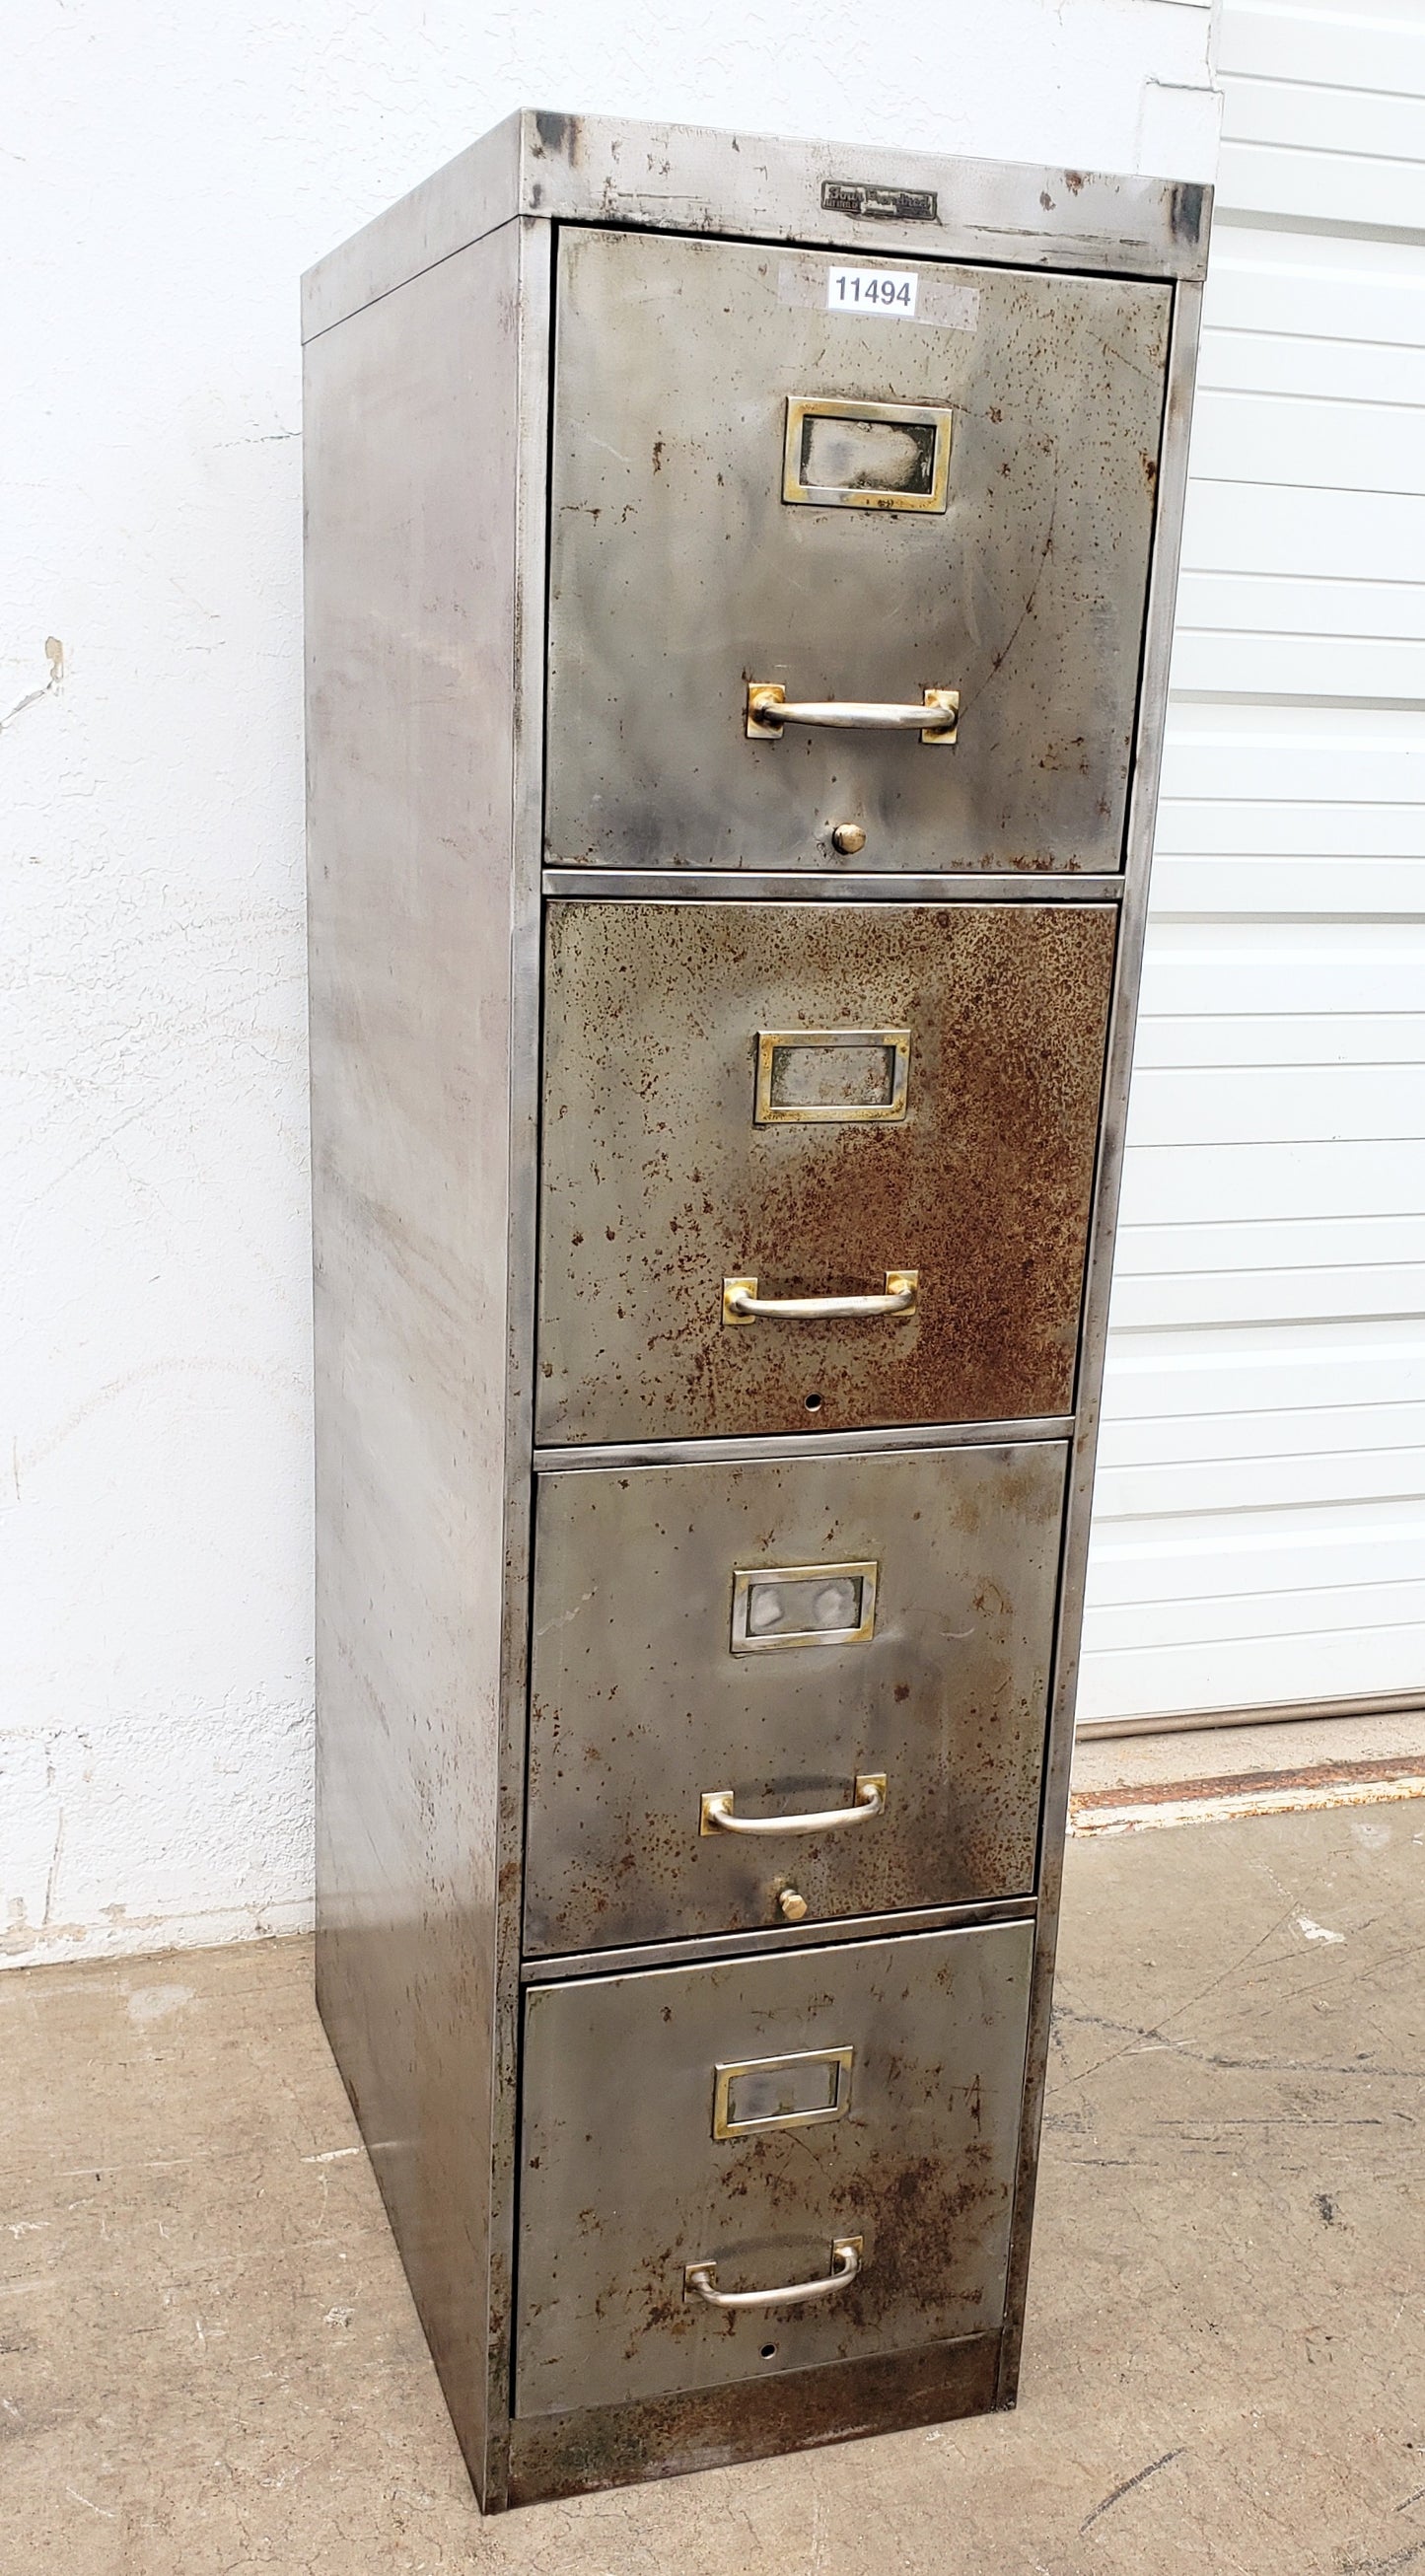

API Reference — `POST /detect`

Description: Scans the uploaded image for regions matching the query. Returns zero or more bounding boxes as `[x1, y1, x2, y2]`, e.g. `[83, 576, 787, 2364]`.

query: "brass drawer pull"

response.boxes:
[684, 2237, 862, 2310]
[700, 1774, 886, 1837]
[723, 1269, 916, 1325]
[747, 682, 958, 744]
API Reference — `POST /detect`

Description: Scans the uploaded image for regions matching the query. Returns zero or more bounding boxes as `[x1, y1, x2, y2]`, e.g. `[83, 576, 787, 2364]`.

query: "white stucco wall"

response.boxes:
[3, 2, 1219, 1969]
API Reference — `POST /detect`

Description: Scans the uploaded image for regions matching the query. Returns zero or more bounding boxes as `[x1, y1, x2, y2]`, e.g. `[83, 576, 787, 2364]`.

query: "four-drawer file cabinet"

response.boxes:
[303, 112, 1207, 2510]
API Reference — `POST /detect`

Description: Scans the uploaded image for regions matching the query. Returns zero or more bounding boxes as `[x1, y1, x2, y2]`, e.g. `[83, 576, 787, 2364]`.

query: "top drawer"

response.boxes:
[546, 228, 1170, 876]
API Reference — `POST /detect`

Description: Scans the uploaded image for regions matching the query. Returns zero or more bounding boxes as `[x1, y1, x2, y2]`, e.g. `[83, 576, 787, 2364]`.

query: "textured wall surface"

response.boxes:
[2, 3, 1219, 1969]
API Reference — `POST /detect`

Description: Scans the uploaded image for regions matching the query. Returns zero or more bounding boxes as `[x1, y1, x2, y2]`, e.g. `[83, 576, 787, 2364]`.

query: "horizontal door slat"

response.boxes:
[1171, 631, 1425, 700]
[1217, 137, 1425, 233]
[1103, 1335, 1425, 1431]
[1205, 241, 1425, 350]
[1160, 704, 1425, 803]
[1114, 1213, 1425, 1270]
[1121, 1140, 1425, 1224]
[1096, 1442, 1425, 1520]
[1124, 1064, 1425, 1148]
[1188, 389, 1425, 500]
[1077, 1622, 1425, 1723]
[1099, 1393, 1425, 1469]
[1108, 1261, 1425, 1330]
[1221, 73, 1425, 163]
[1177, 569, 1425, 646]
[1199, 331, 1425, 404]
[1134, 1010, 1425, 1068]
[1155, 797, 1425, 855]
[1182, 483, 1425, 585]
[1148, 861, 1425, 913]
[1218, 11, 1425, 99]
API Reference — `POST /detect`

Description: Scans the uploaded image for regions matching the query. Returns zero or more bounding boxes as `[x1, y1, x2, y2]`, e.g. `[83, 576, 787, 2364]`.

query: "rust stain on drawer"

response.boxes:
[535, 899, 1116, 1443]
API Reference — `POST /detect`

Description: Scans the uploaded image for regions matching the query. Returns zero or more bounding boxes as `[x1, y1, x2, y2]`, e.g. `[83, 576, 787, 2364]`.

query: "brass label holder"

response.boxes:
[712, 2045, 855, 2139]
[754, 1028, 911, 1125]
[731, 1559, 880, 1653]
[782, 395, 953, 513]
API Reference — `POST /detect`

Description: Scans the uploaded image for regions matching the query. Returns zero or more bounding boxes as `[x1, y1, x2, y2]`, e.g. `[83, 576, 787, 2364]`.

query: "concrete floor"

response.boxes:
[4, 1803, 1423, 2575]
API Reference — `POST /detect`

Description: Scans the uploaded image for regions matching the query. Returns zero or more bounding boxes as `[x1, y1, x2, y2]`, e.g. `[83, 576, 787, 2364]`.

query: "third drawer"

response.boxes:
[523, 1440, 1067, 1957]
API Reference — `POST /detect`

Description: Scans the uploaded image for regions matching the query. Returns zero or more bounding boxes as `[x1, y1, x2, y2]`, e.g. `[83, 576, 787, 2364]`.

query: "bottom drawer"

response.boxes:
[514, 1922, 1033, 2417]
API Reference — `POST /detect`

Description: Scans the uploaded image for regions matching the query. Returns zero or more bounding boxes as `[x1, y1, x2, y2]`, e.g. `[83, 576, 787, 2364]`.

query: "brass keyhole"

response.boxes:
[830, 823, 866, 856]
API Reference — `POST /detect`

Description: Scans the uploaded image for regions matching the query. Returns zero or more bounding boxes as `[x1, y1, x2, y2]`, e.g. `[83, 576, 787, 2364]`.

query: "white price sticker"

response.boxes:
[826, 265, 918, 318]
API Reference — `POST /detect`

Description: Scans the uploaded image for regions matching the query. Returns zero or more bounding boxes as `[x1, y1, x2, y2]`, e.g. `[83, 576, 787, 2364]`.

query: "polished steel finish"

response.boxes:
[307, 215, 550, 2512]
[534, 1416, 1076, 1471]
[536, 901, 1115, 1443]
[754, 1028, 911, 1126]
[723, 1269, 918, 1325]
[686, 2239, 862, 2308]
[712, 2044, 855, 2138]
[522, 1444, 1065, 1957]
[783, 395, 953, 512]
[701, 1774, 887, 1838]
[514, 1923, 1033, 2415]
[307, 107, 1206, 2509]
[546, 228, 1169, 873]
[302, 112, 1208, 347]
[730, 1557, 879, 1653]
[746, 683, 959, 743]
[543, 869, 1126, 903]
[519, 1893, 1036, 1983]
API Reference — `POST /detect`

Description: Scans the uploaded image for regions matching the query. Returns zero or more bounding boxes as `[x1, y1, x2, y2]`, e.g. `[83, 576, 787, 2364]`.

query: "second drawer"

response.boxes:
[524, 1442, 1066, 1957]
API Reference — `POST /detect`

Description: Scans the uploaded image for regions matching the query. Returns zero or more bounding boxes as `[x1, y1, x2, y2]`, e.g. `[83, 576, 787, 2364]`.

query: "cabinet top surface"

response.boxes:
[301, 107, 1210, 343]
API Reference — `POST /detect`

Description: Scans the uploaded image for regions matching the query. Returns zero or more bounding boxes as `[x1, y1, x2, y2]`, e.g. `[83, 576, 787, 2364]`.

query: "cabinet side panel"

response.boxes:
[305, 222, 523, 2482]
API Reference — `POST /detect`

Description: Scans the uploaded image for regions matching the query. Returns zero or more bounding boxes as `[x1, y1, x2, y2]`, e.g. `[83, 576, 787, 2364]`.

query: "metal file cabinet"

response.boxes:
[303, 112, 1206, 2510]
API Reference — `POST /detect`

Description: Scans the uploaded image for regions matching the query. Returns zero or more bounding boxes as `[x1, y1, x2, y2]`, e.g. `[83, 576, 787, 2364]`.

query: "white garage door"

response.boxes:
[1079, 0, 1425, 1728]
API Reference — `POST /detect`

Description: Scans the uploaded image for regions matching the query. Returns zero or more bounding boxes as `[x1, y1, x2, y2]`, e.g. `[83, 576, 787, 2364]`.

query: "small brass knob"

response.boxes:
[778, 1888, 809, 1923]
[830, 823, 867, 856]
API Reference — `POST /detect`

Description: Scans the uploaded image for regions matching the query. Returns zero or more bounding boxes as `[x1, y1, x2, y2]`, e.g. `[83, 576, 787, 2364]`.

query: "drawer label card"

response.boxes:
[827, 264, 918, 316]
[713, 2046, 855, 2138]
[731, 1560, 879, 1654]
[779, 257, 980, 334]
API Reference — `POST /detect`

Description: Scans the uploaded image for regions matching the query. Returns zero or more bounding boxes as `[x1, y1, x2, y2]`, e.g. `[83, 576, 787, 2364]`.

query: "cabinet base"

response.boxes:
[504, 2330, 1004, 2509]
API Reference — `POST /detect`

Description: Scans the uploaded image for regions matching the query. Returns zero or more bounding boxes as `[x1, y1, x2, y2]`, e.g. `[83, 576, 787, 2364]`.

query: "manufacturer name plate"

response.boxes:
[821, 179, 938, 224]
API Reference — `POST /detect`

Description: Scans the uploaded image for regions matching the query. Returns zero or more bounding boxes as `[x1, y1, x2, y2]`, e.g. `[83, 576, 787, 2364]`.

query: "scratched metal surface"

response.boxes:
[545, 229, 1170, 874]
[514, 1921, 1033, 2414]
[524, 1444, 1066, 1955]
[535, 899, 1116, 1444]
[306, 223, 539, 2494]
